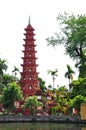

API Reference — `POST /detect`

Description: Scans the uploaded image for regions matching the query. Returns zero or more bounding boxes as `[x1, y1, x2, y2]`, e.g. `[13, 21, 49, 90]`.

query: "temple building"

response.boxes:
[20, 18, 39, 99]
[14, 19, 57, 115]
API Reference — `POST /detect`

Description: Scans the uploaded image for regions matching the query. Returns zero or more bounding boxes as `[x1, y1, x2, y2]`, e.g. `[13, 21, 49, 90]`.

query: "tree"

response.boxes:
[12, 66, 19, 77]
[2, 82, 23, 113]
[23, 96, 43, 115]
[2, 74, 19, 86]
[47, 13, 86, 78]
[0, 58, 8, 76]
[72, 95, 86, 113]
[65, 64, 75, 88]
[54, 86, 69, 114]
[69, 77, 86, 99]
[48, 69, 58, 88]
[38, 77, 46, 92]
[0, 59, 8, 92]
[0, 74, 14, 92]
[0, 73, 20, 94]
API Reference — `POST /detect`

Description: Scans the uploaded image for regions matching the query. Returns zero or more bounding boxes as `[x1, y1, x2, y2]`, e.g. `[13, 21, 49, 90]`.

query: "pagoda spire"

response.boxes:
[28, 16, 31, 25]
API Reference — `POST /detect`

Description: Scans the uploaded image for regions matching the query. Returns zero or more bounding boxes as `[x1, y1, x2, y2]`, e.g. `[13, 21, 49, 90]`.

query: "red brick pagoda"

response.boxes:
[20, 17, 39, 99]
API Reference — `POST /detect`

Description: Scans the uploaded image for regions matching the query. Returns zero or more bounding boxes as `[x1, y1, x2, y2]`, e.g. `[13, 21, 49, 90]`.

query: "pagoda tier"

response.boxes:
[20, 21, 39, 99]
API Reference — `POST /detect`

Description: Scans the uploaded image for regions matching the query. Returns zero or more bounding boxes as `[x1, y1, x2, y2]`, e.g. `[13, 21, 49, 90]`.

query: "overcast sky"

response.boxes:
[0, 0, 86, 87]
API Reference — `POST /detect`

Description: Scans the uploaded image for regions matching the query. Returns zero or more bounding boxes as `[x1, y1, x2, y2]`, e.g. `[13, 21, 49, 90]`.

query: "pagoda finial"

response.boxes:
[28, 16, 31, 25]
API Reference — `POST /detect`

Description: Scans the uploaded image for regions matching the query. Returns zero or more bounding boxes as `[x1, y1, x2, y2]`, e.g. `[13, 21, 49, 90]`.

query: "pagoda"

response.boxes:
[20, 18, 39, 99]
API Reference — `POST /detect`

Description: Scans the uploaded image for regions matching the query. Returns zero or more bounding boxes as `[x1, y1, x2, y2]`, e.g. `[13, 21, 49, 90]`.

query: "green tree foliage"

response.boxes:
[65, 64, 75, 87]
[72, 95, 86, 112]
[38, 77, 46, 92]
[12, 66, 19, 77]
[47, 13, 86, 78]
[2, 74, 19, 86]
[0, 58, 19, 91]
[23, 96, 43, 115]
[69, 77, 86, 99]
[54, 86, 69, 114]
[0, 73, 20, 93]
[0, 58, 8, 76]
[0, 74, 14, 91]
[0, 58, 8, 89]
[2, 82, 23, 113]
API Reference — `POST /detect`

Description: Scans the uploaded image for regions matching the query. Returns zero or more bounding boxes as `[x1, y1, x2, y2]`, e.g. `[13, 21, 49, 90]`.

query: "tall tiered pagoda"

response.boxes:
[20, 18, 39, 99]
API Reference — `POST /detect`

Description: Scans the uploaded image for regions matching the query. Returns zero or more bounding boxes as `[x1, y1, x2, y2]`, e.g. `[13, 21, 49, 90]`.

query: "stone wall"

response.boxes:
[81, 103, 86, 120]
[0, 115, 83, 123]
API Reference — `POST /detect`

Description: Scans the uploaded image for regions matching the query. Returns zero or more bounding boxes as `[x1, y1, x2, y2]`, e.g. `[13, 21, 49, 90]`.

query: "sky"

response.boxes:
[0, 0, 86, 88]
